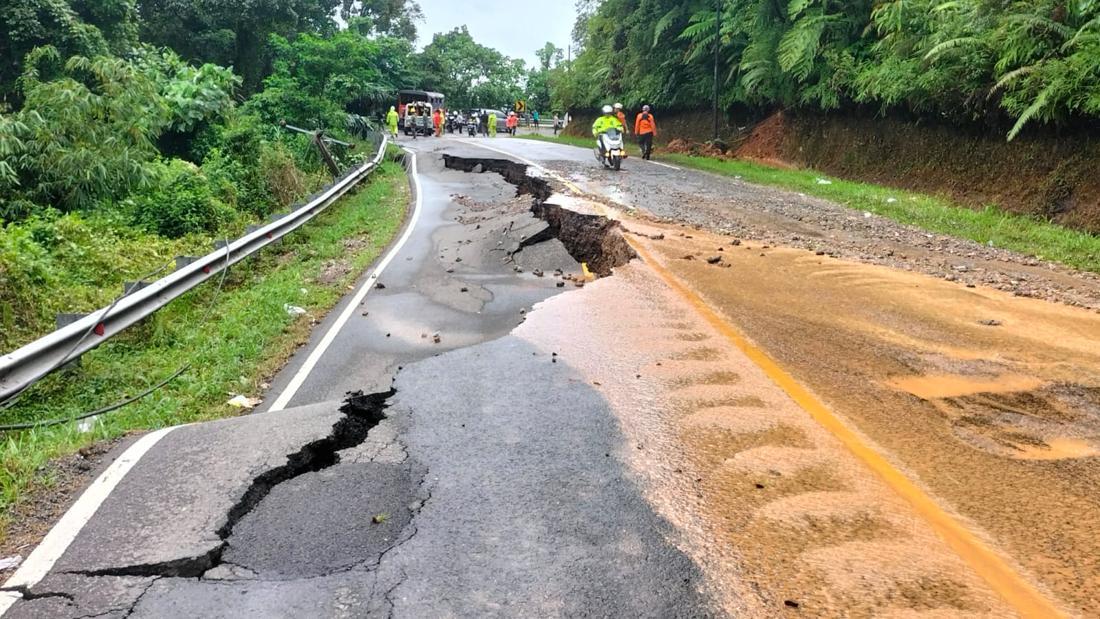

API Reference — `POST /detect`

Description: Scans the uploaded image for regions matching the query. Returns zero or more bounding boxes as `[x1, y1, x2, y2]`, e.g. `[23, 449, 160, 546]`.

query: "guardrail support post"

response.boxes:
[54, 314, 88, 369]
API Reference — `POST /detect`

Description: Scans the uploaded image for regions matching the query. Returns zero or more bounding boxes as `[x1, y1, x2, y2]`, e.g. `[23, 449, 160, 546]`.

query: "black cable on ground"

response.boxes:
[0, 239, 234, 432]
[0, 365, 191, 431]
[0, 263, 171, 412]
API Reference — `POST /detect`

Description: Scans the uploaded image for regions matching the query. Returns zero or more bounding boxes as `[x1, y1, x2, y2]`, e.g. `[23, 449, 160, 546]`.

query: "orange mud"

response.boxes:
[614, 216, 1100, 616]
[514, 265, 1017, 618]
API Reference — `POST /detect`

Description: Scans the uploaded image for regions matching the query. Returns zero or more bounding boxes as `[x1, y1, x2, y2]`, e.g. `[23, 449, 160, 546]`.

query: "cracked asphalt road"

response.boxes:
[12, 135, 1095, 618]
[1, 140, 717, 618]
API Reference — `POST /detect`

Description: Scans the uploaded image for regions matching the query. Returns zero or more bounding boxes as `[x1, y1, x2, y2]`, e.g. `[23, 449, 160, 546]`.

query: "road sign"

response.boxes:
[515, 100, 527, 113]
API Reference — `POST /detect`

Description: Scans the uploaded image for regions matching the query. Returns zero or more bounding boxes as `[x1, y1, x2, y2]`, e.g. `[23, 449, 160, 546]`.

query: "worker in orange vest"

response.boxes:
[614, 103, 629, 157]
[433, 109, 444, 137]
[634, 104, 657, 160]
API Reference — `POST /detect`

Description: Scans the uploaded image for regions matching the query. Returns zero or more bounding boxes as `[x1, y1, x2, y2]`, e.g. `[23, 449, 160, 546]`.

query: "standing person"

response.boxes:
[613, 103, 628, 136]
[409, 105, 418, 139]
[488, 112, 498, 137]
[634, 104, 657, 160]
[532, 110, 540, 129]
[552, 113, 561, 135]
[506, 112, 518, 135]
[386, 106, 399, 140]
[433, 108, 443, 137]
[479, 110, 489, 136]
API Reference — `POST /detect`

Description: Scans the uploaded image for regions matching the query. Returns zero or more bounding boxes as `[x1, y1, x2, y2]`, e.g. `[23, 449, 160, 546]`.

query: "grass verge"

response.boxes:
[517, 133, 1100, 274]
[0, 160, 409, 535]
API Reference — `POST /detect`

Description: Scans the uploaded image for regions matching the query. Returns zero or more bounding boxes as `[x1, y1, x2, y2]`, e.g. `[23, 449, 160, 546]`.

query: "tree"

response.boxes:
[416, 27, 526, 110]
[137, 0, 342, 92]
[0, 0, 138, 102]
[527, 43, 563, 112]
[342, 0, 424, 41]
[244, 27, 417, 129]
[559, 0, 1100, 139]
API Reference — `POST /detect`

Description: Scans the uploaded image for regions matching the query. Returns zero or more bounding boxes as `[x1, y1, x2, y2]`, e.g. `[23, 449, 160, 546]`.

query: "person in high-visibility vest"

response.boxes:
[433, 109, 444, 137]
[386, 106, 399, 139]
[506, 112, 518, 135]
[488, 112, 498, 137]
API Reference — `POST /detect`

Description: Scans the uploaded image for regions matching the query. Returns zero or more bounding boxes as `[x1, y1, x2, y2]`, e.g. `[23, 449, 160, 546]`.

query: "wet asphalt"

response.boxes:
[3, 138, 719, 618]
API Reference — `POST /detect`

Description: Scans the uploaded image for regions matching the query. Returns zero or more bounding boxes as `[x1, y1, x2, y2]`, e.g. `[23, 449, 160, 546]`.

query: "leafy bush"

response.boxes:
[564, 0, 1100, 139]
[129, 159, 234, 238]
[0, 223, 55, 334]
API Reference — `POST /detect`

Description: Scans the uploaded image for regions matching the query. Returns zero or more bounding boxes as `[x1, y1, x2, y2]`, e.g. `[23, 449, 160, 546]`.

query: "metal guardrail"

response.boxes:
[0, 133, 390, 406]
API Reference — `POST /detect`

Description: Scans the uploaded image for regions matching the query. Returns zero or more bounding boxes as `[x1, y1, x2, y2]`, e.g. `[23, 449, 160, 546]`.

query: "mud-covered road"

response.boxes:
[3, 136, 1099, 618]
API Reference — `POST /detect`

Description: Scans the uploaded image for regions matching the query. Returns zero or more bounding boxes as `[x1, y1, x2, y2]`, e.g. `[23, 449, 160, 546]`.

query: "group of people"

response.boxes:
[592, 102, 658, 160]
[384, 105, 533, 139]
[384, 104, 442, 139]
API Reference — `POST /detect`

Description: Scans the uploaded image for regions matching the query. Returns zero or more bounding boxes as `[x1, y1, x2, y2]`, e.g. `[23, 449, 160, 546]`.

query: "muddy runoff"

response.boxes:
[611, 215, 1100, 616]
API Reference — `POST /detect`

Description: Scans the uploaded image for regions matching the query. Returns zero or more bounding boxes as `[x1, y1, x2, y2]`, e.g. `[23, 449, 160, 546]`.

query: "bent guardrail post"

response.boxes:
[0, 134, 389, 406]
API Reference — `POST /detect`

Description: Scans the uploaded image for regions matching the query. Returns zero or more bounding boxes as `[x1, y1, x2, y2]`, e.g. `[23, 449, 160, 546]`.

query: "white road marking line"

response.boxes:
[268, 148, 423, 412]
[0, 426, 178, 615]
[647, 159, 681, 170]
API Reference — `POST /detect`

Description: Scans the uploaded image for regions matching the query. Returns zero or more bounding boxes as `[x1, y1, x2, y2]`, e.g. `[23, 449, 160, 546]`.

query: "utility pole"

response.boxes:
[712, 0, 720, 142]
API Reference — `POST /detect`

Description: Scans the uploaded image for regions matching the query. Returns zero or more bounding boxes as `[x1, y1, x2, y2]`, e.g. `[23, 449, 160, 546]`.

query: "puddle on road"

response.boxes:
[887, 373, 1045, 400]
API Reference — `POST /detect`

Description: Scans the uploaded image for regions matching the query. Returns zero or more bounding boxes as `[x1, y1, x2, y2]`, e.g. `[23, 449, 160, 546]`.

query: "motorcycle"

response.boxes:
[467, 117, 479, 137]
[594, 128, 624, 171]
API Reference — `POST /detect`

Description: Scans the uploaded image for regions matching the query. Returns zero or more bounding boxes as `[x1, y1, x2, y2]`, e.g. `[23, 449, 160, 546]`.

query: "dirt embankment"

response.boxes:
[570, 109, 1100, 234]
[738, 112, 1100, 234]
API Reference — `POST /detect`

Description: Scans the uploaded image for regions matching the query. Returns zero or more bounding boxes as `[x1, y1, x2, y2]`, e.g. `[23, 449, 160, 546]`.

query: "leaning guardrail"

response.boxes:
[0, 134, 391, 406]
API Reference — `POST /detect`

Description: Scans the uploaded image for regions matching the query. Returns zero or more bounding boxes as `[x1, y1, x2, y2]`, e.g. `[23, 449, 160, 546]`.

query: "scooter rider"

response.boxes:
[592, 105, 625, 159]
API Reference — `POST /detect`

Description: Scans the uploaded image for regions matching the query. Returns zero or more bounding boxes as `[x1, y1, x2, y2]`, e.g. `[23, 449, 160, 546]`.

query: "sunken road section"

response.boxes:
[442, 155, 636, 277]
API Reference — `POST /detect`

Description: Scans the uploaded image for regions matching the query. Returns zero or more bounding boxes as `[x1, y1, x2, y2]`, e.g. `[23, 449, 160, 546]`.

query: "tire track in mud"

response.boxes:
[512, 264, 1016, 617]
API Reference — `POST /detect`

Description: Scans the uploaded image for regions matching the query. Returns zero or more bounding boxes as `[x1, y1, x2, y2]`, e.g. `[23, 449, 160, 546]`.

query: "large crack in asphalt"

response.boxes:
[17, 154, 639, 615]
[442, 154, 637, 277]
[64, 390, 394, 581]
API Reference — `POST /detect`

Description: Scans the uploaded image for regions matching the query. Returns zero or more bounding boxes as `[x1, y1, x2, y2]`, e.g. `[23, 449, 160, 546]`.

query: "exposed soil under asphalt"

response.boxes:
[542, 158, 1100, 313]
[0, 436, 128, 581]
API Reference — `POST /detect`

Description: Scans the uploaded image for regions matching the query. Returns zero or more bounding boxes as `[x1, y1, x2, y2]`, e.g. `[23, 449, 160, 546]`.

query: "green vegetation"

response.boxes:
[519, 133, 1100, 273]
[0, 161, 408, 529]
[555, 0, 1100, 139]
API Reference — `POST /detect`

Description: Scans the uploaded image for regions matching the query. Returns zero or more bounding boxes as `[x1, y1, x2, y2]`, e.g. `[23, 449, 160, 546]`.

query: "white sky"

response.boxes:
[414, 0, 577, 68]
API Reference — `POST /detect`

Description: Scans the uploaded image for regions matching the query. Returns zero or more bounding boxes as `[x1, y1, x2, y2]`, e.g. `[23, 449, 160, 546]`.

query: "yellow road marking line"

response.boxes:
[627, 239, 1065, 619]
[461, 138, 1065, 617]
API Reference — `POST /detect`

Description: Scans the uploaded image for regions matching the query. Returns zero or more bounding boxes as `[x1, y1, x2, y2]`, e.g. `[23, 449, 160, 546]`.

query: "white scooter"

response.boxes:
[594, 128, 624, 171]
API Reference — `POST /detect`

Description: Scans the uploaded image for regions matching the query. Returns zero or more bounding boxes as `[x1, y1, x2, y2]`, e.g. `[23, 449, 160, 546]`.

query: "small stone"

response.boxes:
[455, 257, 462, 263]
[731, 239, 741, 246]
[815, 251, 826, 256]
[556, 281, 565, 288]
[978, 319, 1002, 327]
[433, 333, 441, 343]
[681, 255, 695, 261]
[533, 269, 544, 277]
[706, 256, 722, 265]
[374, 283, 386, 289]
[460, 287, 468, 292]
[784, 600, 800, 609]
